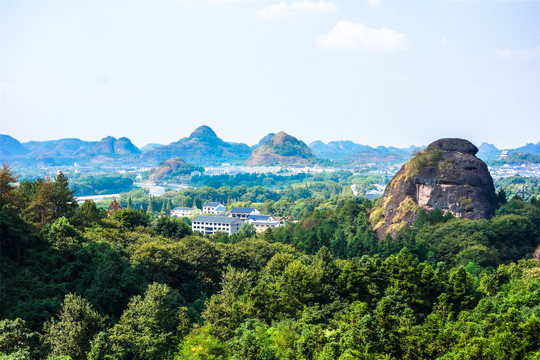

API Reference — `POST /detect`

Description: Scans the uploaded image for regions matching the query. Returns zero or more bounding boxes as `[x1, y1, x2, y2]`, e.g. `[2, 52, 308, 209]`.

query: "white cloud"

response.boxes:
[495, 46, 540, 60]
[438, 36, 448, 47]
[316, 20, 407, 53]
[256, 0, 337, 20]
[367, 0, 381, 8]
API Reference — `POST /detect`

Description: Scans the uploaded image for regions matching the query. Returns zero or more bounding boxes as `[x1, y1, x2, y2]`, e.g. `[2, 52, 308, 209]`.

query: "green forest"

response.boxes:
[1, 164, 540, 360]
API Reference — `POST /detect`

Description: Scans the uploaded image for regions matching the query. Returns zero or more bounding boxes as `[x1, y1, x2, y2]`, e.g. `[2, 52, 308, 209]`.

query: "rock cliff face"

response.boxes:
[371, 138, 498, 239]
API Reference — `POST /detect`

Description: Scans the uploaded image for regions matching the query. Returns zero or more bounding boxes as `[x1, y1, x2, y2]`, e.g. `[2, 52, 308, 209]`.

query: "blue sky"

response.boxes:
[1, 0, 539, 149]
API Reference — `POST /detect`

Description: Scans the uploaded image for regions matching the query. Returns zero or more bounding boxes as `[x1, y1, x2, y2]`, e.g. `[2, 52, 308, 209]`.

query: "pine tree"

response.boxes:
[147, 196, 154, 213]
[161, 202, 166, 213]
[166, 199, 172, 213]
[127, 196, 133, 210]
[52, 171, 77, 219]
[0, 163, 18, 209]
[342, 185, 353, 197]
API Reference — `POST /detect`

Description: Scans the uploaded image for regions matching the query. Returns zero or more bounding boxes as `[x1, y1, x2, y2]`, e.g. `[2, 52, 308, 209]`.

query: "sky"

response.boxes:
[1, 0, 539, 149]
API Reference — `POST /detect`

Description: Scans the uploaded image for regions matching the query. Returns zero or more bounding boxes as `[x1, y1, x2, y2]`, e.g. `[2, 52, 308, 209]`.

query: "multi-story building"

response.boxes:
[203, 202, 227, 215]
[171, 207, 201, 218]
[192, 215, 243, 235]
[245, 214, 282, 233]
[230, 207, 260, 220]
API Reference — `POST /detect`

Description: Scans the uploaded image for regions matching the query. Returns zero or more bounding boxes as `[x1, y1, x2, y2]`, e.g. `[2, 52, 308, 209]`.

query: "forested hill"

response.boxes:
[140, 125, 252, 165]
[245, 131, 325, 166]
[1, 164, 540, 359]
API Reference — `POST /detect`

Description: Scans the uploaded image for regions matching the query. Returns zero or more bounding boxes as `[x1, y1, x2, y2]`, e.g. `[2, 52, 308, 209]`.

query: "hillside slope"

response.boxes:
[245, 131, 322, 166]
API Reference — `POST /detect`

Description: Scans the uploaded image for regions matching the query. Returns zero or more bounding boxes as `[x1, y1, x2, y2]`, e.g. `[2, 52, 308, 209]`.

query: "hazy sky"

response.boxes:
[1, 0, 539, 149]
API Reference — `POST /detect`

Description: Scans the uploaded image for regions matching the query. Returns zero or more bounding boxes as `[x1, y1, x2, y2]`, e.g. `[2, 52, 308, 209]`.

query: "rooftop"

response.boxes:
[246, 214, 273, 221]
[230, 207, 257, 213]
[204, 202, 223, 207]
[192, 216, 243, 224]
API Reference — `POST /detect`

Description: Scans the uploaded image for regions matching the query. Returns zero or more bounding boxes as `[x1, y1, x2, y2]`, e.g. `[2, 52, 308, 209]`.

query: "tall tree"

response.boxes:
[0, 163, 18, 209]
[24, 178, 55, 225]
[147, 196, 154, 213]
[108, 283, 188, 360]
[52, 171, 77, 219]
[43, 294, 106, 360]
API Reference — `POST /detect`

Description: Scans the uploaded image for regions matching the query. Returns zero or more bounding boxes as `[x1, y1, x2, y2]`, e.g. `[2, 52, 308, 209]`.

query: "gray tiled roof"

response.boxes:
[230, 207, 256, 213]
[246, 215, 273, 221]
[204, 202, 223, 207]
[192, 216, 242, 224]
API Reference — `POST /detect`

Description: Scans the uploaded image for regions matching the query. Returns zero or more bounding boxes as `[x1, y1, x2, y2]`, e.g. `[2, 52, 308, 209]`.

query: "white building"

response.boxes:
[171, 207, 201, 218]
[203, 202, 227, 215]
[192, 216, 243, 235]
[230, 207, 260, 220]
[245, 214, 275, 223]
[245, 214, 282, 233]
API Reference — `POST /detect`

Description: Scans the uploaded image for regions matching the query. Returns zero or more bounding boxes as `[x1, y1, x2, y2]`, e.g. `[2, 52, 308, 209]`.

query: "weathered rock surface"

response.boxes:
[371, 138, 498, 239]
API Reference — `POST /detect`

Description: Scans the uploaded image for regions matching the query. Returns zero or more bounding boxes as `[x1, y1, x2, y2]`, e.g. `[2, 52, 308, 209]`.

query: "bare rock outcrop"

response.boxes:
[371, 138, 497, 239]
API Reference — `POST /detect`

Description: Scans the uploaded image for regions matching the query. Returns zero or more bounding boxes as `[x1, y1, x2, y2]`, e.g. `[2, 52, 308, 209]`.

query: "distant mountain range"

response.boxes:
[477, 141, 540, 161]
[309, 140, 423, 164]
[1, 128, 538, 169]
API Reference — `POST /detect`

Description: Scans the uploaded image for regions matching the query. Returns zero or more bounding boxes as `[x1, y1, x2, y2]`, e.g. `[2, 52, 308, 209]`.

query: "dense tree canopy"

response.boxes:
[1, 167, 539, 359]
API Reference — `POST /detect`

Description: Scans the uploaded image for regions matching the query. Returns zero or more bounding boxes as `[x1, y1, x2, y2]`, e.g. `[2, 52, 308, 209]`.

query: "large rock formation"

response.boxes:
[371, 138, 498, 239]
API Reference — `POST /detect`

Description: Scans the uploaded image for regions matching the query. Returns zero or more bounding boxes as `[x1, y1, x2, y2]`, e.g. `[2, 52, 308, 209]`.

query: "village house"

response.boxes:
[192, 215, 243, 235]
[203, 202, 227, 215]
[245, 214, 276, 223]
[229, 207, 260, 220]
[245, 214, 282, 233]
[171, 207, 201, 218]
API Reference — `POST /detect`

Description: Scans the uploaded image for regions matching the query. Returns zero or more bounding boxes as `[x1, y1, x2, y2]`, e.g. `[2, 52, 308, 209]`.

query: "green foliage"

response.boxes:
[72, 200, 105, 228]
[43, 294, 106, 360]
[0, 163, 18, 209]
[495, 175, 540, 200]
[176, 324, 229, 360]
[112, 209, 150, 229]
[2, 170, 540, 360]
[152, 215, 192, 240]
[70, 173, 135, 196]
[41, 217, 82, 250]
[406, 148, 443, 178]
[108, 283, 188, 360]
[490, 152, 540, 165]
[0, 319, 39, 358]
